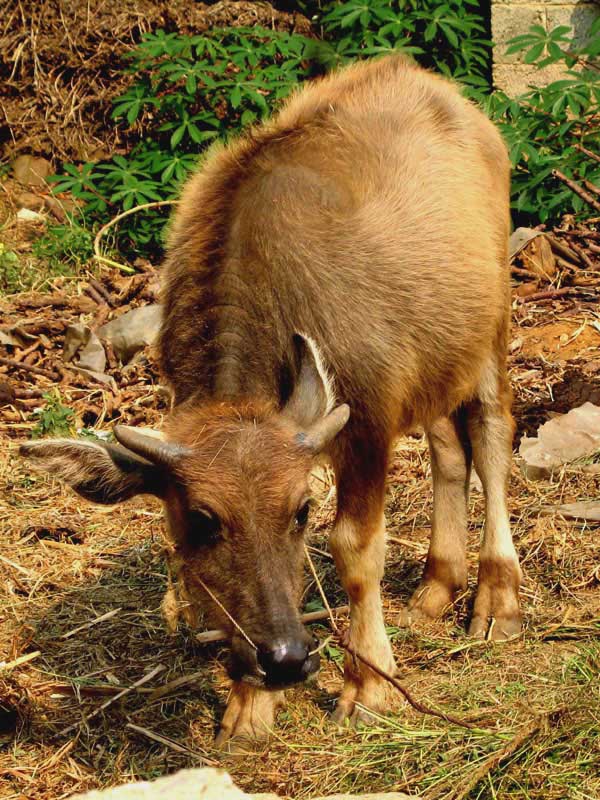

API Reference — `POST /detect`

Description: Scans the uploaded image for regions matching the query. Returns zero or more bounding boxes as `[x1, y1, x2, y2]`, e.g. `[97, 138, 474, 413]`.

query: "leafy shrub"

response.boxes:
[317, 0, 491, 88]
[487, 19, 600, 222]
[51, 3, 600, 255]
[0, 242, 20, 293]
[51, 26, 321, 255]
[32, 223, 94, 273]
[31, 391, 75, 438]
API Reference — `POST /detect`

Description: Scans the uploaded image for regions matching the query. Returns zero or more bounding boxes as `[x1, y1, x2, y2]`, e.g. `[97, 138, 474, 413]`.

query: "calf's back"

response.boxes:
[160, 55, 511, 434]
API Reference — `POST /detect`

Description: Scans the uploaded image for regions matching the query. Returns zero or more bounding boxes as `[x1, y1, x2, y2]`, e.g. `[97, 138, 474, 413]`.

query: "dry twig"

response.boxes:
[446, 707, 567, 800]
[553, 170, 600, 214]
[58, 664, 165, 737]
[303, 546, 480, 731]
[93, 200, 177, 274]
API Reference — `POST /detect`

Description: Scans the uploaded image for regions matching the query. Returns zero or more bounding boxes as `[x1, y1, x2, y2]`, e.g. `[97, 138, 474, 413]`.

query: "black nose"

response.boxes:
[257, 638, 316, 685]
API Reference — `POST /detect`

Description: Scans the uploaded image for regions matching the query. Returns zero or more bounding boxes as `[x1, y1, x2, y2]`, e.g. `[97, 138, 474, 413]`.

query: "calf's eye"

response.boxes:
[294, 501, 311, 529]
[187, 509, 222, 547]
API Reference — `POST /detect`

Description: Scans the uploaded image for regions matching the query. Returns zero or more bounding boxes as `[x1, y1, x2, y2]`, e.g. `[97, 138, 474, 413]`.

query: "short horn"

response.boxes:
[299, 404, 350, 453]
[113, 425, 190, 468]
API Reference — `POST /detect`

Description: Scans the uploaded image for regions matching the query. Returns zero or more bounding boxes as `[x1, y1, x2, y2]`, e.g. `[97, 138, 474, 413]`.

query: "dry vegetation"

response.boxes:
[1, 261, 599, 798]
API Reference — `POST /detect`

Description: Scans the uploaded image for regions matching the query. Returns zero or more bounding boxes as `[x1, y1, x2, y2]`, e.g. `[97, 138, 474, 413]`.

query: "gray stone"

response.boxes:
[545, 500, 600, 522]
[12, 155, 52, 186]
[98, 304, 162, 363]
[519, 402, 600, 480]
[546, 3, 599, 50]
[69, 767, 414, 800]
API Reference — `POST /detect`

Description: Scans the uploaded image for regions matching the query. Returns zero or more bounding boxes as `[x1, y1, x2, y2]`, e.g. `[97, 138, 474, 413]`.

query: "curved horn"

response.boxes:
[113, 425, 190, 468]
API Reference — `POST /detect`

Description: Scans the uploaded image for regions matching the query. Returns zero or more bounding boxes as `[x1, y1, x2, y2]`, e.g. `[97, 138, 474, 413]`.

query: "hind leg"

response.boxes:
[466, 360, 521, 641]
[402, 411, 471, 623]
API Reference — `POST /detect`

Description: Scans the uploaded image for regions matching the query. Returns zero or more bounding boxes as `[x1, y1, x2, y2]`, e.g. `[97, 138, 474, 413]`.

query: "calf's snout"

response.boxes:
[257, 636, 319, 686]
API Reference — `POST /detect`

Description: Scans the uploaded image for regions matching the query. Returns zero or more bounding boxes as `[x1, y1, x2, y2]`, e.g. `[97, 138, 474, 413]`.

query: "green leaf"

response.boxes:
[230, 84, 242, 109]
[524, 42, 545, 64]
[170, 125, 186, 148]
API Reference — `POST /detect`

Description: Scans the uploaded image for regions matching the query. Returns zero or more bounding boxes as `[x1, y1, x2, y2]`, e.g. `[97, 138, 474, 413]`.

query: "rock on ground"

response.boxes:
[519, 402, 600, 480]
[70, 768, 414, 800]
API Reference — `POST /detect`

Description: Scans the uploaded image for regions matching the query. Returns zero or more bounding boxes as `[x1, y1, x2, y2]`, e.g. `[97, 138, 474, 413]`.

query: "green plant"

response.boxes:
[51, 26, 320, 255]
[487, 18, 600, 223]
[31, 222, 94, 273]
[31, 391, 75, 438]
[318, 0, 491, 88]
[50, 7, 600, 255]
[0, 242, 20, 293]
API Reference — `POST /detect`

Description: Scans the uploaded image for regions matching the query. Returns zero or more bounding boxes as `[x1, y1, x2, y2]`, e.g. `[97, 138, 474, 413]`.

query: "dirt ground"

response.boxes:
[1, 211, 599, 800]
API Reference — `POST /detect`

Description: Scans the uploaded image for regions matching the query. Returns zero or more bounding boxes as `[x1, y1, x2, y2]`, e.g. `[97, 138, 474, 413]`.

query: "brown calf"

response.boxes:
[21, 55, 521, 749]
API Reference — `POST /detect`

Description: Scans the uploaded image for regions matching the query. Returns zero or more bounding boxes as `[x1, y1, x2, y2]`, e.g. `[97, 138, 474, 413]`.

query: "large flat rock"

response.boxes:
[71, 767, 414, 800]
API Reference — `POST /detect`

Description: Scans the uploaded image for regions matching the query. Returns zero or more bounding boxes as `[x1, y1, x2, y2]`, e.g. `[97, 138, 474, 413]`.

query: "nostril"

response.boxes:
[257, 639, 310, 679]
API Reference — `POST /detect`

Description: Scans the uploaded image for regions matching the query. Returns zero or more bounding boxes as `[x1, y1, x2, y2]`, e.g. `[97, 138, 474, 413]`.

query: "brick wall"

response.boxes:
[492, 0, 600, 94]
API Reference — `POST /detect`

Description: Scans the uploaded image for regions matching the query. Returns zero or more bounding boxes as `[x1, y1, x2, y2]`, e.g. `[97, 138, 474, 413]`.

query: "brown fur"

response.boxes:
[155, 54, 520, 733]
[159, 54, 510, 432]
[22, 56, 522, 745]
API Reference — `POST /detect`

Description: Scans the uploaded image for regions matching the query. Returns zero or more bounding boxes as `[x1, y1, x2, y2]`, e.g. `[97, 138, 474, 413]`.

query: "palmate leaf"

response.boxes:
[51, 11, 600, 256]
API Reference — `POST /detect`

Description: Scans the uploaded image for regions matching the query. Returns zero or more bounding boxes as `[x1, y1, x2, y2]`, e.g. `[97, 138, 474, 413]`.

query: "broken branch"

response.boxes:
[0, 356, 58, 380]
[194, 605, 349, 644]
[58, 664, 165, 737]
[552, 170, 600, 214]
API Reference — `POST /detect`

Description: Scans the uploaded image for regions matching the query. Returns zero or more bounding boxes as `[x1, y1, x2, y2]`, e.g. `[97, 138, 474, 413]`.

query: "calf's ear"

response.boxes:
[284, 333, 350, 452]
[19, 438, 165, 504]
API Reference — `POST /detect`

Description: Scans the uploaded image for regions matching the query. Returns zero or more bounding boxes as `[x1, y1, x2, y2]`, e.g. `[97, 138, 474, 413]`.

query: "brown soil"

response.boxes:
[518, 320, 600, 363]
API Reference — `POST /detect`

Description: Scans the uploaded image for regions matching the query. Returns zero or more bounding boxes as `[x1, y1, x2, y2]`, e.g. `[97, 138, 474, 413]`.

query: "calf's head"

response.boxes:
[20, 336, 349, 689]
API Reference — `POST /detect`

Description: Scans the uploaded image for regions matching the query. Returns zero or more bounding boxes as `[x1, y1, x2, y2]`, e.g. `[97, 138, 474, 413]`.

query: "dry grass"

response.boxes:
[1, 419, 599, 799]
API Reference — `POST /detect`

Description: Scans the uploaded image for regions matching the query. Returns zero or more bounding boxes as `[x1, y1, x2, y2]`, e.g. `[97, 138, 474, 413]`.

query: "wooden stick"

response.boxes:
[552, 170, 600, 214]
[303, 548, 479, 731]
[510, 266, 540, 280]
[556, 256, 580, 273]
[546, 234, 583, 265]
[0, 553, 31, 575]
[343, 640, 479, 730]
[93, 200, 177, 274]
[58, 664, 165, 737]
[583, 178, 600, 198]
[0, 651, 41, 672]
[194, 605, 349, 645]
[89, 279, 114, 306]
[61, 608, 121, 639]
[146, 670, 207, 702]
[0, 355, 57, 380]
[126, 723, 218, 765]
[448, 707, 566, 800]
[83, 284, 106, 306]
[565, 238, 594, 269]
[575, 143, 600, 164]
[518, 287, 576, 303]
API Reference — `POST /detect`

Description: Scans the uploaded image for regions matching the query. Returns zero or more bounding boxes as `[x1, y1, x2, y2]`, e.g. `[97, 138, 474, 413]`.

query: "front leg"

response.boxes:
[215, 682, 285, 753]
[329, 436, 395, 725]
[330, 511, 396, 725]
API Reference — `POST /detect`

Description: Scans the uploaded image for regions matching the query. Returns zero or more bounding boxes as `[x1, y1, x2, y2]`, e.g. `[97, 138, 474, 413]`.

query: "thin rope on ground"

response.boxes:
[303, 546, 481, 731]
